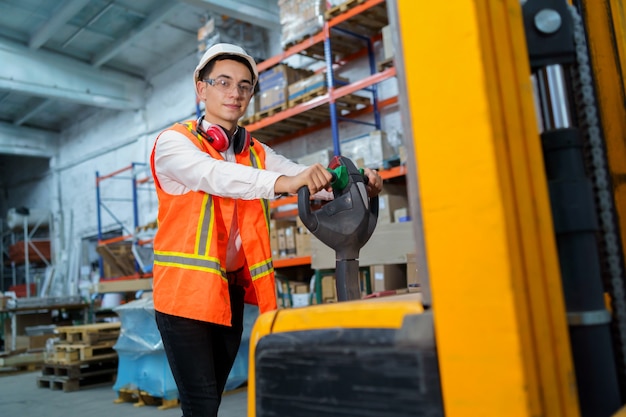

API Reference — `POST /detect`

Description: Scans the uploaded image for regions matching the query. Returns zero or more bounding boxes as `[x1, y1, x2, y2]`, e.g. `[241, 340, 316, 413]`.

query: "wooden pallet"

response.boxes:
[256, 104, 288, 120]
[377, 57, 394, 72]
[41, 356, 118, 379]
[37, 370, 117, 392]
[325, 0, 367, 20]
[47, 340, 117, 364]
[54, 322, 121, 344]
[37, 348, 119, 392]
[0, 363, 41, 375]
[251, 92, 371, 143]
[282, 27, 323, 52]
[289, 87, 328, 107]
[0, 351, 44, 373]
[326, 0, 389, 38]
[239, 113, 259, 126]
[115, 388, 180, 410]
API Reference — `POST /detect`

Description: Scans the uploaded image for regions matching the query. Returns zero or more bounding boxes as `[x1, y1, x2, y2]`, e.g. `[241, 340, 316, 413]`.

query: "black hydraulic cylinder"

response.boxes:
[542, 127, 621, 416]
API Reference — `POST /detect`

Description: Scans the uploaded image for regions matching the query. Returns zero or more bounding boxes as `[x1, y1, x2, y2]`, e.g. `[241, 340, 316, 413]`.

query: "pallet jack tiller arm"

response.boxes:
[297, 156, 379, 301]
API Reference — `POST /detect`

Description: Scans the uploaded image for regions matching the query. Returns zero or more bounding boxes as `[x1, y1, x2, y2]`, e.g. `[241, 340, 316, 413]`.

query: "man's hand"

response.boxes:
[363, 168, 383, 197]
[274, 163, 333, 195]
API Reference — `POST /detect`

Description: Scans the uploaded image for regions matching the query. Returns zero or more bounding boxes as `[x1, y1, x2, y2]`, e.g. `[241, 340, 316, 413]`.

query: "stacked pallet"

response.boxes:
[115, 388, 179, 410]
[36, 322, 120, 392]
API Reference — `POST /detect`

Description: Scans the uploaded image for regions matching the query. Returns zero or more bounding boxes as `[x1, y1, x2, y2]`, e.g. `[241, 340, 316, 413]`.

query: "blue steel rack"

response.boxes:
[95, 162, 151, 279]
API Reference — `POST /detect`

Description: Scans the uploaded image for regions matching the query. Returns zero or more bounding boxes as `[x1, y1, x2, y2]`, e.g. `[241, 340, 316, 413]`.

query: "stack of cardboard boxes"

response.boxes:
[258, 64, 313, 113]
[278, 0, 353, 47]
[269, 217, 312, 260]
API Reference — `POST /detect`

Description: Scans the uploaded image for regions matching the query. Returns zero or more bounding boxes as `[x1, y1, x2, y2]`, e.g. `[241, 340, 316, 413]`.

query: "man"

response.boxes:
[150, 43, 383, 416]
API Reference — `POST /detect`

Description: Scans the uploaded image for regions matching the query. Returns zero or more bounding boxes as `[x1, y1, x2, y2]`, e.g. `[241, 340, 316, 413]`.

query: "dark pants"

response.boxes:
[155, 284, 245, 417]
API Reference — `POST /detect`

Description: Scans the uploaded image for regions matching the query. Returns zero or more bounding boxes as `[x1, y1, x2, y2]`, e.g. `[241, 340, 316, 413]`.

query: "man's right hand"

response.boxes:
[274, 163, 333, 196]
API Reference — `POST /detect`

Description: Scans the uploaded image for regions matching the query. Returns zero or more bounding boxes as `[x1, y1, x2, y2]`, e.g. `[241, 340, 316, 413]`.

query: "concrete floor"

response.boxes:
[0, 370, 248, 417]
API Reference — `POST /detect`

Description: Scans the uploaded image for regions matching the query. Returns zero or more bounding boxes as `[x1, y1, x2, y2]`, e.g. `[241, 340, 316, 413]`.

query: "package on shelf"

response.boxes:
[311, 221, 416, 270]
[282, 225, 297, 257]
[381, 25, 394, 61]
[290, 281, 310, 294]
[196, 15, 267, 60]
[279, 0, 325, 48]
[270, 219, 297, 259]
[259, 86, 287, 113]
[296, 148, 334, 167]
[321, 274, 337, 303]
[288, 72, 350, 104]
[370, 263, 407, 293]
[378, 183, 409, 225]
[340, 130, 397, 169]
[292, 293, 311, 307]
[407, 253, 419, 289]
[326, 0, 348, 7]
[96, 240, 137, 278]
[295, 216, 312, 257]
[197, 17, 219, 53]
[259, 64, 313, 112]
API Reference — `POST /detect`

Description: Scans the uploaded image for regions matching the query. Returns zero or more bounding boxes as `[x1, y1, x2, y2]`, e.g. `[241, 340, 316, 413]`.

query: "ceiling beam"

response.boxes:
[14, 100, 54, 126]
[0, 38, 146, 110]
[92, 2, 179, 67]
[29, 0, 92, 50]
[180, 0, 280, 30]
[0, 122, 58, 157]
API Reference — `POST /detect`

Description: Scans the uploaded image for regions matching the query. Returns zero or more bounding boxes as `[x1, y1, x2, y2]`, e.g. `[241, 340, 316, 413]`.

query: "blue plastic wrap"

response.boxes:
[113, 297, 177, 400]
[112, 296, 259, 398]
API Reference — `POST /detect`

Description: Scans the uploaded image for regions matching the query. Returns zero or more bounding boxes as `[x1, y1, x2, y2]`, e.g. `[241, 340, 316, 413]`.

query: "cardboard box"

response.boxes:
[277, 228, 287, 257]
[278, 0, 325, 47]
[288, 73, 350, 103]
[382, 25, 394, 61]
[4, 334, 53, 352]
[321, 274, 337, 302]
[259, 85, 288, 112]
[340, 130, 396, 169]
[371, 263, 407, 292]
[271, 219, 297, 258]
[284, 226, 297, 256]
[297, 148, 334, 167]
[292, 293, 311, 307]
[258, 65, 314, 111]
[311, 221, 416, 270]
[296, 232, 312, 257]
[378, 183, 408, 224]
[393, 207, 410, 223]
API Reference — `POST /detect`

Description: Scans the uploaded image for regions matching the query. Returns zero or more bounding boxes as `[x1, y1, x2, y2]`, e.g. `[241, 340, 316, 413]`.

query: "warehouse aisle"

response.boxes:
[0, 371, 248, 417]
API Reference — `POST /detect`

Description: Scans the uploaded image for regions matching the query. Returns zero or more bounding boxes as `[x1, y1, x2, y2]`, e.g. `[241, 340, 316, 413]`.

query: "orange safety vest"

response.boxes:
[149, 120, 277, 326]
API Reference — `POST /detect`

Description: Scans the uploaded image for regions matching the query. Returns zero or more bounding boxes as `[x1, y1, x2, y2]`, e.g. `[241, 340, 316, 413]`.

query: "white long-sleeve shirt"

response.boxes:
[152, 119, 330, 271]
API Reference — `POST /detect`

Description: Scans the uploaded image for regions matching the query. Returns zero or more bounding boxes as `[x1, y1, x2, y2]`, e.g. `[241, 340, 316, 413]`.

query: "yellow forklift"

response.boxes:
[248, 1, 626, 415]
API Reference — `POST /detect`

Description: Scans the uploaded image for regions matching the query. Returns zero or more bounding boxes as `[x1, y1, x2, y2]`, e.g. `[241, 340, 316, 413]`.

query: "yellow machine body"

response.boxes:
[249, 1, 626, 416]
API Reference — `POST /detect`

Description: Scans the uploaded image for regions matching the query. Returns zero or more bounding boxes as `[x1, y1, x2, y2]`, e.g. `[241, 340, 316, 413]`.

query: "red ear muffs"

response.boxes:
[196, 116, 251, 154]
[205, 124, 230, 152]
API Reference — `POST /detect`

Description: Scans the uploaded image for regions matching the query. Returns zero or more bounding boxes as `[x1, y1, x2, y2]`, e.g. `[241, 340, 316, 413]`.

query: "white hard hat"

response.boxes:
[194, 43, 258, 86]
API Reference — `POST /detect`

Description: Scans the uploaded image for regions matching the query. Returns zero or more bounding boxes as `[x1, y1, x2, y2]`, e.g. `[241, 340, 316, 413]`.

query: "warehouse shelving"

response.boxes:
[246, 0, 394, 152]
[254, 0, 400, 275]
[95, 163, 155, 289]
